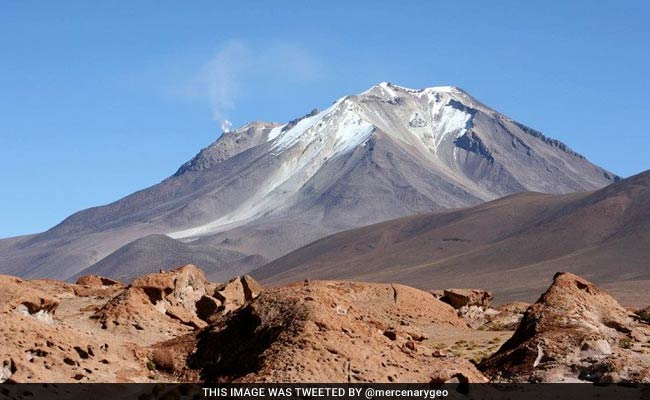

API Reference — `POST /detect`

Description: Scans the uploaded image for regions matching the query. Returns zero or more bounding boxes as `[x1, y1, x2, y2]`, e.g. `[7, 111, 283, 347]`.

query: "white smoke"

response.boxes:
[188, 40, 322, 134]
[221, 119, 233, 133]
[197, 41, 250, 133]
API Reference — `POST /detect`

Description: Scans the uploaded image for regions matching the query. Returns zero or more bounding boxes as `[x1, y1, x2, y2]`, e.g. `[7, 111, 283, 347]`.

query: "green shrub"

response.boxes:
[619, 337, 633, 349]
[635, 308, 650, 323]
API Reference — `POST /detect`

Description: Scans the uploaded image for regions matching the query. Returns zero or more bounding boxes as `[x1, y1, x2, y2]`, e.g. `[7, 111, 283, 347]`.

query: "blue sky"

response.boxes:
[1, 1, 649, 238]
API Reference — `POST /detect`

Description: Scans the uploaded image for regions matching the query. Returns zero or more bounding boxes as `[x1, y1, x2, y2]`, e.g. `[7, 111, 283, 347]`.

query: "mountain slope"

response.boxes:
[254, 170, 650, 306]
[69, 234, 268, 283]
[0, 83, 618, 280]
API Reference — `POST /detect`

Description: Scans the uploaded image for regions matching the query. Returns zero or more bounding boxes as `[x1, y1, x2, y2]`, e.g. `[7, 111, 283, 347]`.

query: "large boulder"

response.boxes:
[441, 289, 493, 309]
[480, 272, 650, 383]
[131, 264, 207, 312]
[480, 304, 528, 331]
[92, 267, 263, 335]
[432, 288, 496, 329]
[73, 275, 125, 297]
[0, 275, 60, 323]
[76, 275, 122, 287]
[212, 275, 263, 314]
[93, 265, 210, 334]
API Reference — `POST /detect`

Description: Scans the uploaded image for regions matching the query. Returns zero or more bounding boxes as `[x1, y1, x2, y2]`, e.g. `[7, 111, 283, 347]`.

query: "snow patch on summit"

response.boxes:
[267, 97, 375, 158]
[271, 111, 329, 151]
[333, 111, 375, 154]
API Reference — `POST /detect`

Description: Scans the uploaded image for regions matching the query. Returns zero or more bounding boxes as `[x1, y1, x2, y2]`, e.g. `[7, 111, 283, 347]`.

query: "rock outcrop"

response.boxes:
[480, 272, 650, 383]
[0, 266, 269, 383]
[432, 288, 513, 330]
[93, 265, 210, 333]
[440, 289, 494, 309]
[93, 266, 265, 336]
[188, 281, 487, 383]
[73, 275, 125, 297]
[212, 275, 264, 314]
[76, 275, 122, 287]
[480, 303, 529, 331]
[0, 275, 60, 324]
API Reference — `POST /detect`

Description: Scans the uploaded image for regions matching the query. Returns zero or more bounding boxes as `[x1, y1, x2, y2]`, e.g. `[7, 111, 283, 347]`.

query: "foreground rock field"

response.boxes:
[1, 266, 648, 383]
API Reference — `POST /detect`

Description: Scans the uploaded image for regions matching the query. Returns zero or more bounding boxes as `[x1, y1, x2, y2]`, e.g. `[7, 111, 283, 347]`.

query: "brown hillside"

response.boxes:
[255, 171, 650, 306]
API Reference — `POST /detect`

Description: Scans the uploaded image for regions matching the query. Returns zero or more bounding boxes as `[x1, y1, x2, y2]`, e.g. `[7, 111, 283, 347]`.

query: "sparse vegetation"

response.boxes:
[635, 308, 650, 323]
[619, 337, 633, 349]
[450, 349, 464, 357]
[485, 322, 508, 331]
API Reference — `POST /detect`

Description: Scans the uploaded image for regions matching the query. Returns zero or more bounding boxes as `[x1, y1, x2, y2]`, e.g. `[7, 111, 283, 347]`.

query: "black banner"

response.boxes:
[1, 383, 648, 400]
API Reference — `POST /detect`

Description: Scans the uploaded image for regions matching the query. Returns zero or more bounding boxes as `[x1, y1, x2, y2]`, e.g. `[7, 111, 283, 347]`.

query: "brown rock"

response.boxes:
[241, 275, 264, 301]
[213, 277, 245, 313]
[131, 264, 207, 311]
[213, 275, 264, 314]
[73, 275, 124, 297]
[196, 295, 222, 322]
[0, 269, 490, 383]
[408, 332, 428, 341]
[151, 348, 175, 372]
[190, 280, 485, 383]
[76, 275, 122, 287]
[0, 359, 16, 383]
[431, 349, 447, 358]
[166, 305, 207, 329]
[92, 264, 210, 335]
[480, 272, 650, 383]
[0, 275, 59, 323]
[441, 289, 493, 309]
[428, 361, 489, 383]
[205, 282, 220, 297]
[383, 329, 397, 341]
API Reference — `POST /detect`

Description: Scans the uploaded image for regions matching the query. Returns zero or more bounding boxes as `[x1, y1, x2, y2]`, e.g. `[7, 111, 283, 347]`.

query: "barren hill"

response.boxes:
[69, 234, 267, 283]
[255, 170, 650, 306]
